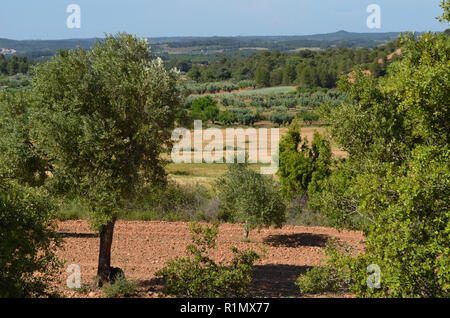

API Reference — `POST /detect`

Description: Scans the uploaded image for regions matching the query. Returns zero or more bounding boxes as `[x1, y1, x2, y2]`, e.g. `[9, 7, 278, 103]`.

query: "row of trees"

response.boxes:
[179, 80, 255, 95]
[187, 41, 401, 88]
[0, 55, 32, 75]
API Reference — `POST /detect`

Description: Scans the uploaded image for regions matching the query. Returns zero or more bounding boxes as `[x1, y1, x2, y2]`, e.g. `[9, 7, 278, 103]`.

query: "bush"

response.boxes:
[285, 195, 331, 226]
[296, 239, 352, 295]
[268, 112, 295, 126]
[298, 110, 320, 125]
[309, 31, 450, 297]
[277, 124, 332, 200]
[121, 181, 212, 222]
[296, 266, 345, 295]
[0, 91, 48, 187]
[216, 164, 286, 238]
[102, 273, 138, 298]
[156, 222, 260, 298]
[0, 181, 62, 297]
[218, 110, 236, 125]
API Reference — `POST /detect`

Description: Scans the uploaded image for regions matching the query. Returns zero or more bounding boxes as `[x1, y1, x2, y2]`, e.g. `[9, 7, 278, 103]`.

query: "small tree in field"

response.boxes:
[156, 222, 260, 298]
[190, 96, 219, 124]
[216, 164, 286, 238]
[31, 33, 180, 286]
[277, 123, 332, 201]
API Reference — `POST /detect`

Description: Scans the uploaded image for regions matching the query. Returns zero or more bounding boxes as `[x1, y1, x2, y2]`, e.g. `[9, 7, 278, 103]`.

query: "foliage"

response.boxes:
[55, 181, 213, 222]
[0, 55, 32, 76]
[228, 108, 260, 126]
[0, 74, 32, 90]
[102, 273, 138, 298]
[0, 90, 48, 187]
[255, 66, 270, 87]
[277, 123, 331, 200]
[156, 222, 260, 298]
[30, 33, 180, 231]
[268, 112, 295, 126]
[216, 164, 286, 238]
[179, 80, 254, 95]
[123, 181, 212, 222]
[0, 180, 62, 297]
[296, 239, 352, 295]
[190, 96, 219, 123]
[438, 0, 450, 23]
[308, 30, 450, 297]
[298, 110, 320, 125]
[187, 42, 402, 89]
[218, 110, 236, 125]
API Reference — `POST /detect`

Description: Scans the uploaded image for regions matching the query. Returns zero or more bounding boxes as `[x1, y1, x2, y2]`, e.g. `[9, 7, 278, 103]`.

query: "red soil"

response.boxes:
[54, 220, 365, 298]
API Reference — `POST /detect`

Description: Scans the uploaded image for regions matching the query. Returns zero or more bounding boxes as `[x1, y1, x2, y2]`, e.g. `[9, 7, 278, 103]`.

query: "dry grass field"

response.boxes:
[167, 126, 346, 186]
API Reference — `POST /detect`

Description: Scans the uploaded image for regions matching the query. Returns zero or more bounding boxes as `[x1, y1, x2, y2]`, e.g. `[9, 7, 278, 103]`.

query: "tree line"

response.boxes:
[186, 41, 401, 88]
[0, 55, 32, 76]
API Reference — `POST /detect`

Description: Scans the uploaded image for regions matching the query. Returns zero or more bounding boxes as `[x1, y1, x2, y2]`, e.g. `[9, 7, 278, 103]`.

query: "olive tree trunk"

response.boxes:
[96, 219, 116, 287]
[243, 221, 249, 239]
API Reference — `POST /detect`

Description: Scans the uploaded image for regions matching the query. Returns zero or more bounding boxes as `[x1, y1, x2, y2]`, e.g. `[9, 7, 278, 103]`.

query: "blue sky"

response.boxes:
[0, 0, 447, 40]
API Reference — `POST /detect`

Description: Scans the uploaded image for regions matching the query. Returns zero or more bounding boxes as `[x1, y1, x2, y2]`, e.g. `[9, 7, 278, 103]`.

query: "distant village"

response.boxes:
[1, 48, 16, 55]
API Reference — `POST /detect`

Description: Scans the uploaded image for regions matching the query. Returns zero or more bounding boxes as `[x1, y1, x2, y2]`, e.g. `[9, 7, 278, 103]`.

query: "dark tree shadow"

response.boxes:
[58, 232, 99, 238]
[251, 264, 313, 297]
[140, 277, 165, 294]
[141, 265, 312, 298]
[263, 233, 329, 248]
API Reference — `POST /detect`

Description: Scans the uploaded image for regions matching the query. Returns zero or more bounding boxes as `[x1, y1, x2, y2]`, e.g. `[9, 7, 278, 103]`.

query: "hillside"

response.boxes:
[0, 30, 404, 58]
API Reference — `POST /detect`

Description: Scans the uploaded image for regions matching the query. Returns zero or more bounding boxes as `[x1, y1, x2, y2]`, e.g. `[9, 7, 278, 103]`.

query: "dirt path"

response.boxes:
[55, 220, 364, 298]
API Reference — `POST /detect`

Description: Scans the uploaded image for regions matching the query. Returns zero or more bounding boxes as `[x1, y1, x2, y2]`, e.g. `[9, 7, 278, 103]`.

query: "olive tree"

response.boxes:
[216, 164, 286, 238]
[31, 33, 180, 285]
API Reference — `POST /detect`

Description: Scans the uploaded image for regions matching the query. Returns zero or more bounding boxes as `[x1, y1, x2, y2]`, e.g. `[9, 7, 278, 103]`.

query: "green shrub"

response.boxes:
[121, 181, 211, 222]
[296, 239, 352, 295]
[156, 222, 260, 298]
[56, 197, 91, 220]
[0, 180, 62, 297]
[102, 273, 138, 298]
[55, 181, 212, 222]
[296, 266, 346, 295]
[309, 31, 450, 297]
[72, 284, 91, 294]
[216, 163, 286, 238]
[171, 170, 191, 176]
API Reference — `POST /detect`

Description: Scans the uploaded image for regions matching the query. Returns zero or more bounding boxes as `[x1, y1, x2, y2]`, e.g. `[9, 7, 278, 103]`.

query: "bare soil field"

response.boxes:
[54, 220, 364, 298]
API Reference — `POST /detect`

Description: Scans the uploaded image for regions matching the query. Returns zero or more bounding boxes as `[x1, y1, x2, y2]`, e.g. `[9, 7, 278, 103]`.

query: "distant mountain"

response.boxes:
[0, 31, 408, 58]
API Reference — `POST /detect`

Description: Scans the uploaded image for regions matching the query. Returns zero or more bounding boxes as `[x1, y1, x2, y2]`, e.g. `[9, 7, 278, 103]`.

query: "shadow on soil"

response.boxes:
[140, 277, 165, 294]
[263, 233, 329, 248]
[141, 265, 312, 298]
[251, 264, 312, 297]
[58, 232, 99, 238]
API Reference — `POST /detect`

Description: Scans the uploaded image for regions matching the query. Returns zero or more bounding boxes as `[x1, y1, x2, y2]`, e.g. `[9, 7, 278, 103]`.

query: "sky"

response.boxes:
[0, 0, 447, 40]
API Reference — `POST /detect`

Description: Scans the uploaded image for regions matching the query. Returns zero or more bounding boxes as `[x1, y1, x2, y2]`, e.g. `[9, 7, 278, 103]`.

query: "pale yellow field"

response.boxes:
[167, 126, 346, 187]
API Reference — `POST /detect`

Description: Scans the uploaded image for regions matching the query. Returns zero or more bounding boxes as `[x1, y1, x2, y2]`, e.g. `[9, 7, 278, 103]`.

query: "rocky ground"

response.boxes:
[53, 220, 365, 298]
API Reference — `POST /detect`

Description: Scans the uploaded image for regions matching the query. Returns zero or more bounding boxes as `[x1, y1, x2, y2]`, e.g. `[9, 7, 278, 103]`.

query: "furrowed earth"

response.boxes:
[53, 220, 364, 298]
